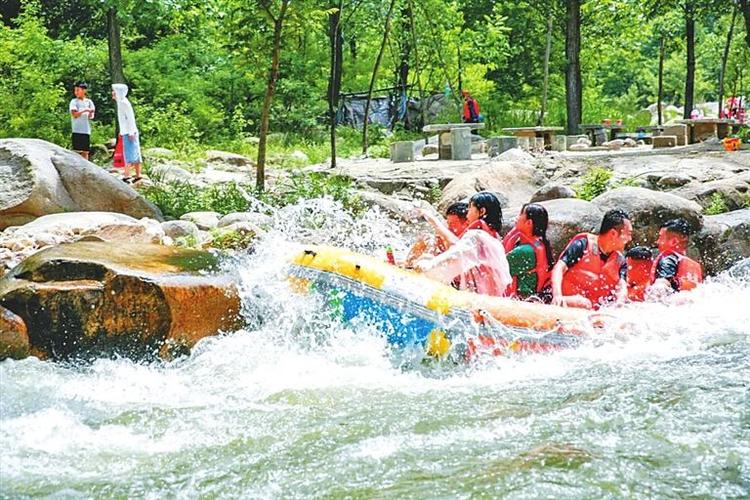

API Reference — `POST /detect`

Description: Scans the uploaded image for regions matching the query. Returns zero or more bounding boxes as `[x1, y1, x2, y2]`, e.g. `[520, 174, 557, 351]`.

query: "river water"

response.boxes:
[1, 200, 749, 498]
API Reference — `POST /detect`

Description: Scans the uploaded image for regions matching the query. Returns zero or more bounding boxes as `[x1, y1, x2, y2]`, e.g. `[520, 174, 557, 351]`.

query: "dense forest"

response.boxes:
[1, 0, 748, 164]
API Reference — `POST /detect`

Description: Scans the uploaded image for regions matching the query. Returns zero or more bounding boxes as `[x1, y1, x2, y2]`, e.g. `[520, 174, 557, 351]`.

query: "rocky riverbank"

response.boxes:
[1, 137, 749, 361]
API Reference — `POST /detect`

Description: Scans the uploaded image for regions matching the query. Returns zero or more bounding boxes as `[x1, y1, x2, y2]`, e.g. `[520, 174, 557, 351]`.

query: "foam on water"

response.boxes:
[1, 199, 749, 497]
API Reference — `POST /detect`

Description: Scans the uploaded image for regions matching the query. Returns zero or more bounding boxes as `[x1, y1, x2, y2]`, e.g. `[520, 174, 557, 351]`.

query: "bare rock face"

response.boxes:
[530, 183, 577, 203]
[592, 186, 703, 247]
[693, 209, 750, 276]
[0, 138, 162, 229]
[438, 161, 544, 213]
[0, 212, 164, 275]
[539, 198, 604, 256]
[0, 242, 242, 361]
[672, 172, 750, 212]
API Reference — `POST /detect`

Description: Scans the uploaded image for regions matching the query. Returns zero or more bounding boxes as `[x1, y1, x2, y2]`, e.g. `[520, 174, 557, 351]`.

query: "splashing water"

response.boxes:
[1, 199, 749, 497]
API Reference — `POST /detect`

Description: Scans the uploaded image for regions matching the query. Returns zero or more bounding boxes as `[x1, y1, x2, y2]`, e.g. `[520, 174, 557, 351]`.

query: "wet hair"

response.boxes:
[445, 201, 468, 219]
[469, 191, 503, 233]
[661, 218, 692, 237]
[522, 203, 554, 270]
[599, 209, 630, 234]
[626, 246, 653, 260]
[74, 81, 88, 90]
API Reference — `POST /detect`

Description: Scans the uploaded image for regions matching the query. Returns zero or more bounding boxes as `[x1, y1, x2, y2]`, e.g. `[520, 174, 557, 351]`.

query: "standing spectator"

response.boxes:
[70, 81, 95, 160]
[111, 83, 142, 183]
[462, 90, 481, 124]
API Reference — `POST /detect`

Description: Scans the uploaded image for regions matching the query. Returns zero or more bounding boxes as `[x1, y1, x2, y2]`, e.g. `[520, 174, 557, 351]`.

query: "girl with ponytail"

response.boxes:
[502, 203, 554, 301]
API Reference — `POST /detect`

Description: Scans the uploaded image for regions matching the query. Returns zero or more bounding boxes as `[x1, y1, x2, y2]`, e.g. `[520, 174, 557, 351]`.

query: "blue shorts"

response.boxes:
[121, 134, 142, 164]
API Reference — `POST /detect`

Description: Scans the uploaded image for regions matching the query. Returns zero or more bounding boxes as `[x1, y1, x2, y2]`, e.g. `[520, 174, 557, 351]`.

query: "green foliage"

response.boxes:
[262, 172, 364, 213]
[736, 126, 750, 143]
[142, 181, 253, 219]
[704, 192, 729, 215]
[209, 228, 256, 251]
[576, 167, 614, 201]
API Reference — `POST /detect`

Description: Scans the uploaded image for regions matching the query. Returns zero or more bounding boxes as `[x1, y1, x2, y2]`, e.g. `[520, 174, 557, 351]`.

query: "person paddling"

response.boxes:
[112, 84, 143, 183]
[405, 202, 469, 268]
[647, 219, 703, 296]
[415, 192, 511, 297]
[502, 204, 554, 301]
[550, 209, 632, 309]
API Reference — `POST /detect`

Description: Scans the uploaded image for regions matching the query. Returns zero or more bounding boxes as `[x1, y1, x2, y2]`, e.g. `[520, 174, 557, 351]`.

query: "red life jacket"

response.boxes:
[650, 250, 703, 292]
[462, 219, 498, 239]
[560, 233, 624, 308]
[503, 230, 551, 296]
[626, 257, 652, 302]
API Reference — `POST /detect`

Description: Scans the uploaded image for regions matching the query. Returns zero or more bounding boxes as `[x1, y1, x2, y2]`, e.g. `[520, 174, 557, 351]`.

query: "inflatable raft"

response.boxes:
[288, 246, 598, 359]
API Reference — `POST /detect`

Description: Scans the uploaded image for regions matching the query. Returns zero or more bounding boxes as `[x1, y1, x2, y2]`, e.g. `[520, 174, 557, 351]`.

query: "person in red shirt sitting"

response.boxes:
[550, 209, 633, 309]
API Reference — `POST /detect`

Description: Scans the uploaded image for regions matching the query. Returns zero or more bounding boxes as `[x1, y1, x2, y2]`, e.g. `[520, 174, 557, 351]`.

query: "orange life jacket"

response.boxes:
[463, 219, 498, 239]
[626, 257, 652, 302]
[650, 250, 703, 292]
[560, 233, 624, 309]
[503, 230, 551, 296]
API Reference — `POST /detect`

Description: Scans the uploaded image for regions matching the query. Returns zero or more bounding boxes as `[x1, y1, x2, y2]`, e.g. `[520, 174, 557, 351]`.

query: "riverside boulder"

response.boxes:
[592, 186, 703, 246]
[0, 306, 28, 360]
[0, 212, 164, 275]
[693, 209, 750, 276]
[0, 242, 242, 361]
[0, 138, 162, 229]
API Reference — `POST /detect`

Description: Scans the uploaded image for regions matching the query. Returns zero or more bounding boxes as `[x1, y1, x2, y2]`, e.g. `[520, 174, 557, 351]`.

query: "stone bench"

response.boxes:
[423, 123, 485, 160]
[662, 124, 688, 146]
[390, 141, 414, 163]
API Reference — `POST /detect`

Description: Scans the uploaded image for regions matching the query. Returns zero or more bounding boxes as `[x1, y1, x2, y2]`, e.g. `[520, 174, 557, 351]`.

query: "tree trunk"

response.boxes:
[362, 0, 397, 155]
[407, 0, 427, 132]
[740, 0, 750, 50]
[718, 7, 737, 118]
[683, 1, 695, 119]
[257, 1, 291, 192]
[538, 13, 553, 126]
[392, 4, 411, 129]
[658, 36, 665, 126]
[107, 8, 125, 85]
[328, 1, 344, 168]
[565, 0, 582, 135]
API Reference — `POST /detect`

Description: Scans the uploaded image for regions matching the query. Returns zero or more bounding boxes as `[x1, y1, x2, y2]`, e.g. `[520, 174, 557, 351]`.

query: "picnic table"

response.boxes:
[675, 118, 740, 144]
[423, 122, 485, 160]
[579, 124, 626, 146]
[501, 126, 564, 150]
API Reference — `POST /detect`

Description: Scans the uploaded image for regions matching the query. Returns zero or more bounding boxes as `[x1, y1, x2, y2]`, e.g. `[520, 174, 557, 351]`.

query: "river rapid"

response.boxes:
[1, 200, 749, 498]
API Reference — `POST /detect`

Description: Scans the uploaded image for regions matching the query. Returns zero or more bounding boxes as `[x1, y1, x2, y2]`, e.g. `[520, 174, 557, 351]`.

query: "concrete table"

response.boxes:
[501, 126, 564, 150]
[579, 124, 626, 145]
[423, 123, 485, 160]
[676, 119, 740, 144]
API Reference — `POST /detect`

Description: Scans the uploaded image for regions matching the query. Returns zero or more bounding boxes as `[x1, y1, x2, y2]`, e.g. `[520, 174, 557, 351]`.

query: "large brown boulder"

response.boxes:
[0, 138, 162, 229]
[0, 242, 241, 361]
[692, 209, 750, 276]
[592, 187, 703, 246]
[0, 306, 28, 360]
[438, 161, 544, 213]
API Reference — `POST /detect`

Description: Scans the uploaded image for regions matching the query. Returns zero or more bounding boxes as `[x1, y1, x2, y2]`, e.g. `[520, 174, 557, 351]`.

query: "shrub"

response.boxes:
[704, 192, 729, 215]
[209, 228, 256, 251]
[576, 167, 614, 201]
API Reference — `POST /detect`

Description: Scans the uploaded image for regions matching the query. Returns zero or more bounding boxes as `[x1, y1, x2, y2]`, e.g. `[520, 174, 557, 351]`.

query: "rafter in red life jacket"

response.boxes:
[560, 233, 624, 309]
[650, 249, 703, 292]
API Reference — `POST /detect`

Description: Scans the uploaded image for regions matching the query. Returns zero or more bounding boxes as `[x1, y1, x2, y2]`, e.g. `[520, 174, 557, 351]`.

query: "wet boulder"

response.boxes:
[672, 172, 750, 212]
[592, 186, 703, 246]
[539, 198, 603, 256]
[530, 183, 577, 203]
[692, 209, 750, 276]
[0, 241, 242, 361]
[0, 138, 162, 229]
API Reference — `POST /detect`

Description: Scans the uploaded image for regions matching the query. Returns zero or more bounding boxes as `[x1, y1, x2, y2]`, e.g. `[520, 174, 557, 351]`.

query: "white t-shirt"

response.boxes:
[69, 98, 95, 135]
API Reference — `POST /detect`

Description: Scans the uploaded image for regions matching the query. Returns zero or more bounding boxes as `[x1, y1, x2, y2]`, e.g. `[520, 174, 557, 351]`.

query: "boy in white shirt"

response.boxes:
[70, 82, 95, 160]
